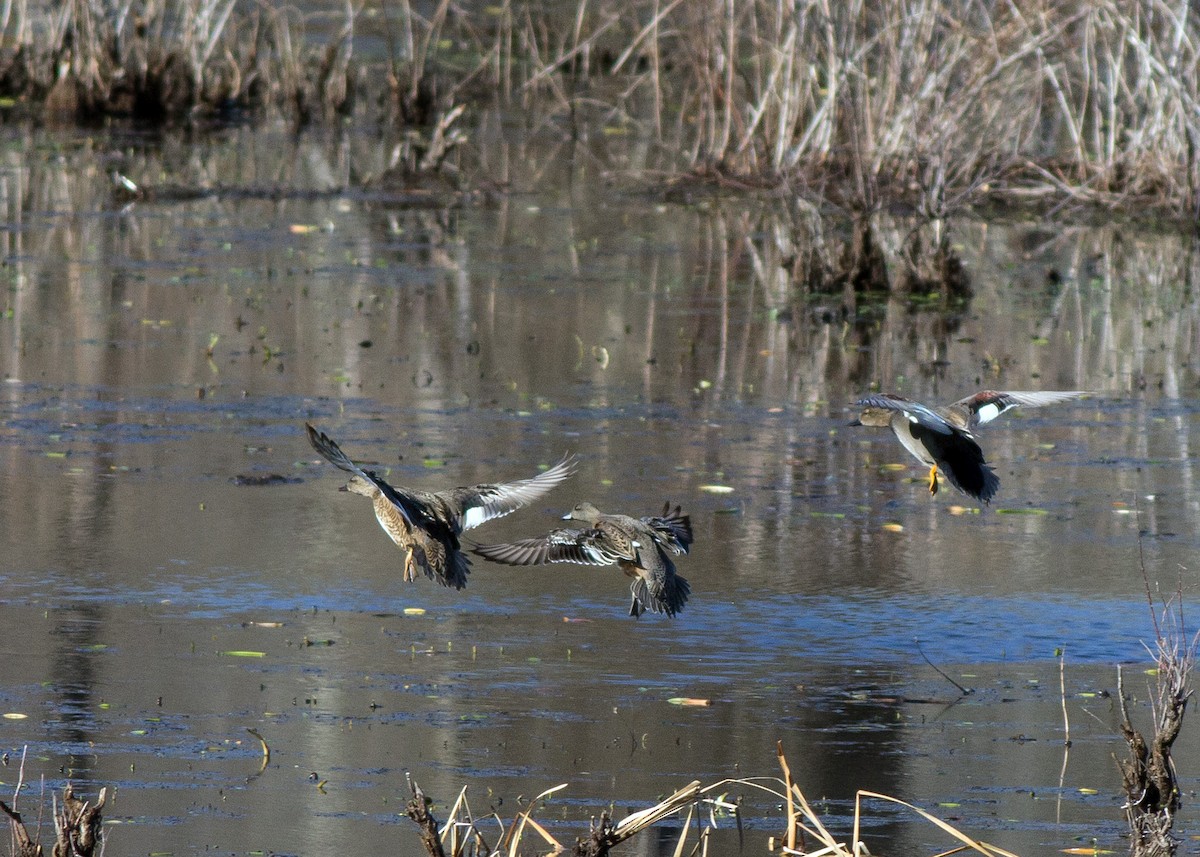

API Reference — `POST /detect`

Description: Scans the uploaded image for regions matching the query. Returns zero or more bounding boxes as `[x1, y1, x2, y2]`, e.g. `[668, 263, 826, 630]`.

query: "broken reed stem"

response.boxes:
[1059, 650, 1071, 747]
[405, 778, 447, 857]
[0, 797, 39, 857]
[246, 728, 270, 774]
[776, 741, 798, 852]
[14, 744, 27, 807]
[576, 780, 700, 856]
[916, 639, 972, 696]
[1055, 650, 1072, 828]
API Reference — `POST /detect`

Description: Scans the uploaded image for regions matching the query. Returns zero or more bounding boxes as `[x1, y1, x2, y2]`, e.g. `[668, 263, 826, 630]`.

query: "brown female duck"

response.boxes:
[306, 423, 575, 589]
[472, 501, 693, 617]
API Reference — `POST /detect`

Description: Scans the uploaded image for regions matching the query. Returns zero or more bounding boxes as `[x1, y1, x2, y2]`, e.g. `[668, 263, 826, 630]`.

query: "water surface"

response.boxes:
[0, 126, 1198, 856]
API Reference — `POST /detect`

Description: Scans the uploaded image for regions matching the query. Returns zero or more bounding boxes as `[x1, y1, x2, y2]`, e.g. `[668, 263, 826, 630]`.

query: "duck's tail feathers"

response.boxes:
[630, 571, 691, 618]
[440, 550, 471, 590]
[649, 502, 694, 554]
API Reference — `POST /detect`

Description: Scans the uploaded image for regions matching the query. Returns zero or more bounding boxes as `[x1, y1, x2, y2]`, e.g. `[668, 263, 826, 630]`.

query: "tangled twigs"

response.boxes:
[1116, 592, 1196, 857]
[52, 785, 106, 857]
[2, 784, 107, 857]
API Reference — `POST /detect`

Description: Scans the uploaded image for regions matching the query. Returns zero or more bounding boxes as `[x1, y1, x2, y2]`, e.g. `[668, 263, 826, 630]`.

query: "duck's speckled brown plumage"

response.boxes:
[306, 423, 575, 589]
[472, 502, 693, 617]
[850, 390, 1089, 503]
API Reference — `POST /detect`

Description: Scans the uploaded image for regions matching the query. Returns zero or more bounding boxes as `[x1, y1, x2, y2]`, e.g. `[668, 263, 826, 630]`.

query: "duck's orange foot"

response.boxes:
[927, 465, 939, 496]
[403, 548, 416, 583]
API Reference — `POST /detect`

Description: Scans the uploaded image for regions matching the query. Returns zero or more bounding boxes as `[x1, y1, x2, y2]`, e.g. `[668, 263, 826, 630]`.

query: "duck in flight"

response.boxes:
[472, 502, 693, 617]
[849, 391, 1089, 504]
[306, 423, 575, 589]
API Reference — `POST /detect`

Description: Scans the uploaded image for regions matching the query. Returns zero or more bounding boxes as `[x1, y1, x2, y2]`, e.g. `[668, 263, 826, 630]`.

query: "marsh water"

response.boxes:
[2, 122, 1200, 857]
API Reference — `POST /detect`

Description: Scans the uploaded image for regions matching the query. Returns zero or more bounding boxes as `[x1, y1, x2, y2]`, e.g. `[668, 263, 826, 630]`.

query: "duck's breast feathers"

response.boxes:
[952, 390, 1090, 427]
[856, 394, 956, 435]
[449, 455, 578, 532]
[375, 482, 430, 530]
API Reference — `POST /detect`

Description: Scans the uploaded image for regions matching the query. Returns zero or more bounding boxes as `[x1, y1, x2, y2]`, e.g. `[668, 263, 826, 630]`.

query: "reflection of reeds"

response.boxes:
[407, 744, 1019, 857]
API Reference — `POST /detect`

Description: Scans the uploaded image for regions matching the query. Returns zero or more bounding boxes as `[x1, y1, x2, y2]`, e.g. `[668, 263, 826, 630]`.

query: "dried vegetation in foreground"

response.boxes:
[1, 753, 105, 857]
[1, 1, 1200, 218]
[403, 743, 1019, 857]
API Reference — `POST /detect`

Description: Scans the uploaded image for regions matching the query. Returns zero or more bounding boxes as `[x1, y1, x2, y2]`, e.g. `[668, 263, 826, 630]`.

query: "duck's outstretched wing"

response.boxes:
[307, 422, 371, 478]
[951, 391, 1090, 428]
[305, 423, 422, 525]
[471, 526, 629, 567]
[441, 456, 577, 532]
[855, 394, 955, 435]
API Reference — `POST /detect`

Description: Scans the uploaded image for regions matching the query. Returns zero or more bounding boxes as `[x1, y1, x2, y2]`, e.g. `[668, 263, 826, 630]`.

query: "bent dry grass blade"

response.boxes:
[854, 791, 1022, 857]
[503, 782, 568, 857]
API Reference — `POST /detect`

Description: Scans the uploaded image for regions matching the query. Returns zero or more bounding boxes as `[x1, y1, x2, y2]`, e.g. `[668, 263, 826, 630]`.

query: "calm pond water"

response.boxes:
[1, 123, 1200, 856]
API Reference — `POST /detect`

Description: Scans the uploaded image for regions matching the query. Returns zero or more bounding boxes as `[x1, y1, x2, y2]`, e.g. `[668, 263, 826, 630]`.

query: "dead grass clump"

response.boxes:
[0, 1, 356, 124]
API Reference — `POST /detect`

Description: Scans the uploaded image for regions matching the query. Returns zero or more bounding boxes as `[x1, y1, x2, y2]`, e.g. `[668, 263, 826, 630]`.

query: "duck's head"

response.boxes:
[564, 502, 603, 524]
[339, 474, 376, 497]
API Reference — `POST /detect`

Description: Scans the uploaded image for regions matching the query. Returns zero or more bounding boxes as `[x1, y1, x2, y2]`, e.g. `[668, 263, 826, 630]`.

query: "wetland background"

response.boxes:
[4, 1, 1200, 856]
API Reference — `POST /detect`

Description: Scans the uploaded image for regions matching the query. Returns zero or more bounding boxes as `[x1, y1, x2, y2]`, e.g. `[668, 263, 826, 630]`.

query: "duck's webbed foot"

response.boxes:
[927, 464, 939, 496]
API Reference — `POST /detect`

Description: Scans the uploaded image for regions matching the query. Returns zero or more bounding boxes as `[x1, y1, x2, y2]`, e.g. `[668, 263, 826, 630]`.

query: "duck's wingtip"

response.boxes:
[553, 452, 580, 474]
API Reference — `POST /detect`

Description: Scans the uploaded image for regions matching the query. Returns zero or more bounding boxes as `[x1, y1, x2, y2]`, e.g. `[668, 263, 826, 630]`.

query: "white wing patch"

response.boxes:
[974, 402, 1002, 425]
[461, 506, 487, 530]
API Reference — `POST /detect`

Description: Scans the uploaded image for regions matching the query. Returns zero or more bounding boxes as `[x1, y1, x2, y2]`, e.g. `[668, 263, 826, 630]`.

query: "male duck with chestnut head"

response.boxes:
[850, 390, 1089, 504]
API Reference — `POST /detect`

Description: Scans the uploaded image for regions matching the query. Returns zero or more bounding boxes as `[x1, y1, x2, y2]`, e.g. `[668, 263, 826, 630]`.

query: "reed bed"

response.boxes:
[2, 1, 1199, 217]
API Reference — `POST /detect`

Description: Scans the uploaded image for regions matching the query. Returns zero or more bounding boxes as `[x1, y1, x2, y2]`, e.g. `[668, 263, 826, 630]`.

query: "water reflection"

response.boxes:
[0, 128, 1197, 855]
